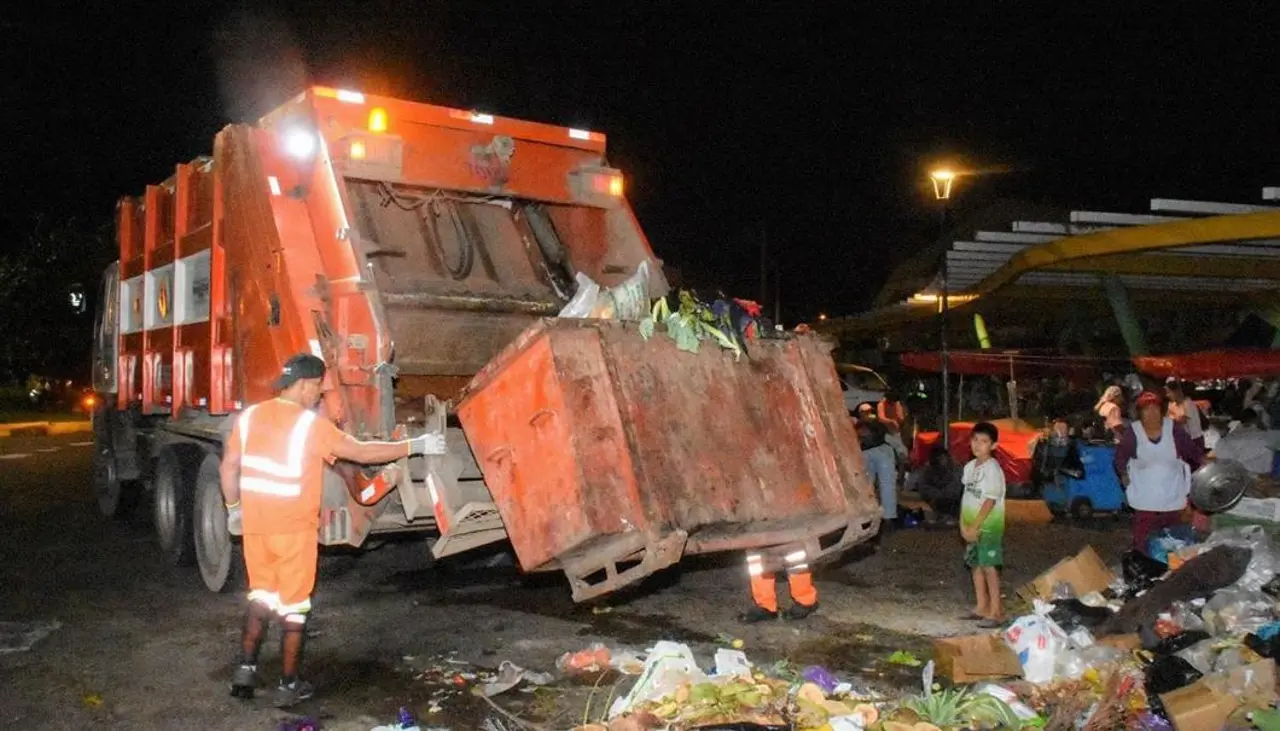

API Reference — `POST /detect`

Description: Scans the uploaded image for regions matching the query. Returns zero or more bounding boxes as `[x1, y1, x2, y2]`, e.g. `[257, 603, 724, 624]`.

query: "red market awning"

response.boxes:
[901, 350, 1098, 383]
[1132, 349, 1280, 381]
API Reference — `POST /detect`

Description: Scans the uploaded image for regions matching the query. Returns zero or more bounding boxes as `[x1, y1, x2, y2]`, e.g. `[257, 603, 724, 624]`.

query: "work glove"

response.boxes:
[226, 502, 243, 536]
[410, 433, 448, 456]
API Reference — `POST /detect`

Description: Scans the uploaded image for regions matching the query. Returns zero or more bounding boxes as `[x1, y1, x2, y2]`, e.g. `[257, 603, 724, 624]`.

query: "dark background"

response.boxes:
[2, 2, 1280, 379]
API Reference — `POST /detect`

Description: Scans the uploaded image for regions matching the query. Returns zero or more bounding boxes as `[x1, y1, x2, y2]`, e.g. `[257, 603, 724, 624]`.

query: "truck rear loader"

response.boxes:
[89, 87, 881, 600]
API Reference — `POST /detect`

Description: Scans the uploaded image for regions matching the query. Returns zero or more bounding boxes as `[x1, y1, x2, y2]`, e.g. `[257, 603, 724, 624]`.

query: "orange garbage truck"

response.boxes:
[89, 87, 880, 600]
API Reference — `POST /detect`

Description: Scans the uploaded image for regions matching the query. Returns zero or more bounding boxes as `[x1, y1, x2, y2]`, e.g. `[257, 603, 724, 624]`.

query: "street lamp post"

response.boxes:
[930, 169, 956, 447]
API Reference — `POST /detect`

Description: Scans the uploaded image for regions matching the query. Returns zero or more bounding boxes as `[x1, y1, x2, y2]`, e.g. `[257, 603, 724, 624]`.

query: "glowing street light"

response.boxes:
[928, 166, 960, 445]
[929, 169, 956, 200]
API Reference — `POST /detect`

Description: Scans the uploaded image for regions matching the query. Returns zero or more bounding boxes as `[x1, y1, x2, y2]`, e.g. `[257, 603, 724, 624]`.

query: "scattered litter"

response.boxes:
[82, 694, 103, 708]
[800, 665, 838, 693]
[714, 649, 752, 678]
[885, 650, 923, 667]
[478, 660, 554, 697]
[558, 643, 612, 675]
[279, 718, 320, 731]
[0, 619, 61, 653]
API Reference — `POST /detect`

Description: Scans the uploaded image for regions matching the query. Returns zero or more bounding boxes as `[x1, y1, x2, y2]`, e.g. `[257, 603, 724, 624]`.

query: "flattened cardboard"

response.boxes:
[932, 633, 1023, 683]
[1096, 633, 1141, 651]
[1016, 545, 1115, 604]
[1160, 659, 1277, 731]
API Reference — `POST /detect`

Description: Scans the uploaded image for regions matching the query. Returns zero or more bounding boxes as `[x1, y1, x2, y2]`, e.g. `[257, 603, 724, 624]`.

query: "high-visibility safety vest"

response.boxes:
[238, 404, 317, 498]
[233, 399, 326, 534]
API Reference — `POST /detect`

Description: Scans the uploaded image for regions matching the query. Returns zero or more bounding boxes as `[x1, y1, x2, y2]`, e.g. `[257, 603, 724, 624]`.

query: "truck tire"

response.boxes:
[93, 409, 137, 520]
[194, 453, 243, 593]
[153, 448, 196, 566]
[93, 441, 137, 520]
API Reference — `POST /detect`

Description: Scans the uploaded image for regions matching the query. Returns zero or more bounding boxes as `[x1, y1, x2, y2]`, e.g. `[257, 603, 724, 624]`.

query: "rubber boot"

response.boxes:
[783, 601, 819, 620]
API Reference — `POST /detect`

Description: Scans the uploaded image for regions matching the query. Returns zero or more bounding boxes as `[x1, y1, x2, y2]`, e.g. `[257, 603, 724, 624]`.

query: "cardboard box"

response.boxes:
[1095, 633, 1141, 652]
[932, 633, 1023, 683]
[1160, 659, 1276, 731]
[1016, 546, 1115, 604]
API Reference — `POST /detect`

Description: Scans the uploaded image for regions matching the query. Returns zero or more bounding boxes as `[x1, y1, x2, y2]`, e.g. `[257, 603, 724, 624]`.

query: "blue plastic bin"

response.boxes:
[1042, 442, 1126, 518]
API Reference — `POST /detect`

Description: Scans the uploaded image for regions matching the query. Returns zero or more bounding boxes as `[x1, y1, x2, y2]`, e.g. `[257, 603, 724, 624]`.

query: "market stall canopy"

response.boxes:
[827, 191, 1280, 338]
[901, 350, 1100, 383]
[911, 418, 1039, 487]
[1132, 348, 1280, 381]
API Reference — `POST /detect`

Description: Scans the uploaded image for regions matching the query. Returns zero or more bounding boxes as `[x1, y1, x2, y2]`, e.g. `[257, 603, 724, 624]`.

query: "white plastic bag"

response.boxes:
[558, 272, 602, 318]
[1003, 614, 1071, 684]
[607, 260, 650, 321]
[608, 641, 707, 718]
[712, 648, 752, 678]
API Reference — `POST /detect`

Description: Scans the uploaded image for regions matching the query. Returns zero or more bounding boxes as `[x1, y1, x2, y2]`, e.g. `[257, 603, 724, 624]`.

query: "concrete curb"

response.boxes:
[0, 420, 92, 438]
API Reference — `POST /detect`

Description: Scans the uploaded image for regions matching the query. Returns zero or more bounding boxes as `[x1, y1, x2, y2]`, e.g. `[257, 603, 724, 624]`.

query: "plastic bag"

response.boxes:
[1201, 524, 1279, 592]
[1144, 655, 1203, 695]
[1122, 550, 1168, 596]
[608, 641, 708, 719]
[1148, 526, 1197, 565]
[1153, 629, 1211, 657]
[606, 261, 650, 321]
[557, 643, 612, 674]
[1212, 645, 1263, 674]
[1047, 599, 1113, 632]
[1054, 649, 1088, 680]
[1175, 636, 1220, 675]
[1201, 588, 1276, 635]
[1003, 614, 1070, 684]
[1170, 600, 1207, 632]
[558, 272, 602, 318]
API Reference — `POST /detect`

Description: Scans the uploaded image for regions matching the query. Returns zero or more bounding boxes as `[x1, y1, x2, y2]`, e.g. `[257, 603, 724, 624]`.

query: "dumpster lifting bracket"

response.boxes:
[561, 530, 688, 603]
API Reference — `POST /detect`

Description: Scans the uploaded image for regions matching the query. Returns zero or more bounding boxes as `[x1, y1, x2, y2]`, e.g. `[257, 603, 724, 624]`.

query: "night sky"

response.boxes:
[4, 3, 1280, 322]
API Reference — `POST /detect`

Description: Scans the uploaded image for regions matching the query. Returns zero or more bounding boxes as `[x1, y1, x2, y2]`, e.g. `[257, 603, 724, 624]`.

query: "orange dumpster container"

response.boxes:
[457, 318, 881, 600]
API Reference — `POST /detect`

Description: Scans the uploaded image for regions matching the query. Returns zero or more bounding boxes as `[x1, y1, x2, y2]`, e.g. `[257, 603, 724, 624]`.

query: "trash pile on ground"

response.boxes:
[337, 527, 1280, 730]
[574, 528, 1280, 730]
[910, 528, 1280, 731]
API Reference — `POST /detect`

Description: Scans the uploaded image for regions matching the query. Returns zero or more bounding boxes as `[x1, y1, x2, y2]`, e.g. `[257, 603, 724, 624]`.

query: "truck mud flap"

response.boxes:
[558, 530, 688, 603]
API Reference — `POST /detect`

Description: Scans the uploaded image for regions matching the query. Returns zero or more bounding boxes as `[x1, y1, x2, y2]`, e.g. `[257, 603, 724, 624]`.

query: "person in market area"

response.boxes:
[221, 353, 448, 707]
[876, 390, 911, 459]
[738, 544, 819, 623]
[959, 421, 1006, 629]
[1094, 385, 1126, 438]
[903, 445, 963, 523]
[856, 402, 899, 527]
[1166, 379, 1206, 451]
[1114, 390, 1204, 554]
[1030, 417, 1084, 497]
[1211, 409, 1279, 475]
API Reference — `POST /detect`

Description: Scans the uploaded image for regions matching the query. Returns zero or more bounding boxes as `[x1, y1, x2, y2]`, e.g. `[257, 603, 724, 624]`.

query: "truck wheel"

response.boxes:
[194, 453, 243, 593]
[93, 442, 136, 520]
[153, 448, 196, 566]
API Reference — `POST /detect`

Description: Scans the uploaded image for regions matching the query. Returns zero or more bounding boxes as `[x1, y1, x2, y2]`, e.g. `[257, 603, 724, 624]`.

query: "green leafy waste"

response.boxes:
[886, 650, 923, 667]
[638, 293, 742, 360]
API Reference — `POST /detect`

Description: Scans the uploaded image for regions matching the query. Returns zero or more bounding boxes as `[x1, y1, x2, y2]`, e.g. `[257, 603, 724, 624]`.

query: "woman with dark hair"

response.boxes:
[1114, 391, 1204, 553]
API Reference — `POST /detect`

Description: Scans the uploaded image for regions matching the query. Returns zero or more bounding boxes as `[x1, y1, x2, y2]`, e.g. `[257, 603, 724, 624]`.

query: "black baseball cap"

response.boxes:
[273, 353, 326, 390]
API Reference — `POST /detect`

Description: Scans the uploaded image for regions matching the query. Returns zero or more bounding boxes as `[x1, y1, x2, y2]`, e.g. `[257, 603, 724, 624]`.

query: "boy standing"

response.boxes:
[960, 422, 1006, 628]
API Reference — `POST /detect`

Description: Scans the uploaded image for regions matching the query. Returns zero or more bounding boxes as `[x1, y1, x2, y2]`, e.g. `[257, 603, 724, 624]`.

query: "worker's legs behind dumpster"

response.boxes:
[781, 548, 818, 620]
[865, 444, 898, 523]
[739, 553, 779, 623]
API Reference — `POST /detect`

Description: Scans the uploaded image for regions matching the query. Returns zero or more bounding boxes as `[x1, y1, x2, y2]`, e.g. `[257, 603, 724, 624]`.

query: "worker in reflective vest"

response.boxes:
[221, 353, 447, 708]
[740, 545, 818, 622]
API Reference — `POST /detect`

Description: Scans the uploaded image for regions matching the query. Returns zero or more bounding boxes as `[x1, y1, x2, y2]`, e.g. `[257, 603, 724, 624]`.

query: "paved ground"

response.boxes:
[0, 433, 1130, 730]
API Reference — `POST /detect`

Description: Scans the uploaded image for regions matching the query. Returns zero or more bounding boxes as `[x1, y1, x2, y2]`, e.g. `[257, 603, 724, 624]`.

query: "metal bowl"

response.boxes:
[1190, 459, 1255, 513]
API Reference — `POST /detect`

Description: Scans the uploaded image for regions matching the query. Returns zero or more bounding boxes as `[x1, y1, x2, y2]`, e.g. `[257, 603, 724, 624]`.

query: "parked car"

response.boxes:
[836, 363, 890, 414]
